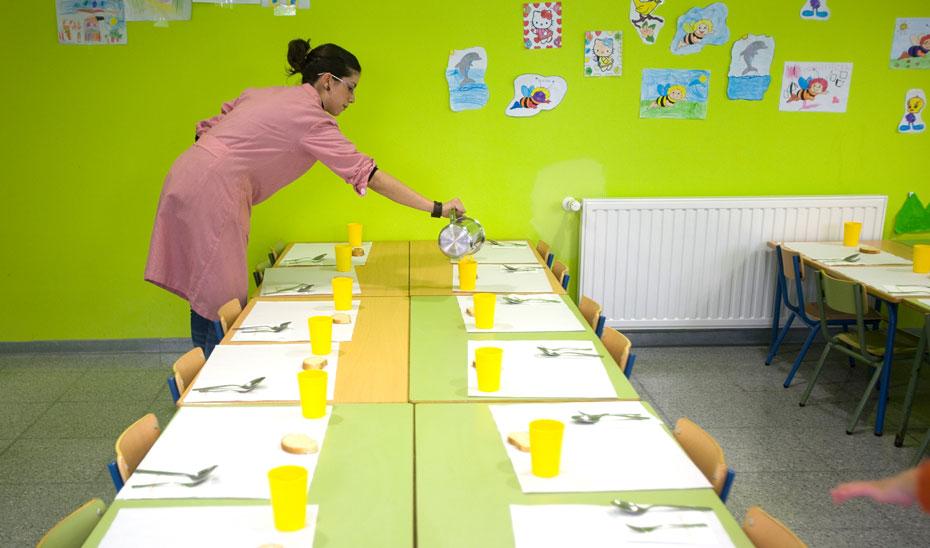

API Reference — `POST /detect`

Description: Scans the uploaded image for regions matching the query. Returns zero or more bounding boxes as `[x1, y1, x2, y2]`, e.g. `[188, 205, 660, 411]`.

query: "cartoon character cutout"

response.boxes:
[585, 31, 622, 76]
[779, 62, 853, 113]
[899, 89, 927, 133]
[800, 0, 830, 20]
[787, 76, 828, 104]
[523, 3, 563, 50]
[505, 74, 567, 117]
[898, 33, 930, 60]
[592, 38, 614, 72]
[671, 3, 729, 55]
[889, 18, 930, 69]
[678, 19, 713, 49]
[630, 0, 666, 45]
[651, 84, 687, 108]
[640, 69, 710, 119]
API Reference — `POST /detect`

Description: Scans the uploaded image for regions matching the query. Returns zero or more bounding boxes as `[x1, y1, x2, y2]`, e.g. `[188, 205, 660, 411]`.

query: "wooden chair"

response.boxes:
[741, 506, 807, 548]
[551, 260, 570, 290]
[536, 240, 554, 268]
[107, 413, 160, 492]
[166, 347, 206, 404]
[252, 259, 271, 288]
[36, 498, 106, 548]
[267, 240, 286, 264]
[601, 326, 637, 379]
[217, 298, 243, 337]
[579, 295, 606, 336]
[673, 417, 735, 502]
[799, 270, 918, 434]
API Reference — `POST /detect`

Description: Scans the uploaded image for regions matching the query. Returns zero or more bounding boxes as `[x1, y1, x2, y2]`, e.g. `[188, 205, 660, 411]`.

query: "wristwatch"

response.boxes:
[431, 201, 443, 218]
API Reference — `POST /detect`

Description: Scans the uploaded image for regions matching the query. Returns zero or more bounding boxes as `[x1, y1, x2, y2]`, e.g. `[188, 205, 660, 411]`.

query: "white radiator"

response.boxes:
[579, 195, 887, 329]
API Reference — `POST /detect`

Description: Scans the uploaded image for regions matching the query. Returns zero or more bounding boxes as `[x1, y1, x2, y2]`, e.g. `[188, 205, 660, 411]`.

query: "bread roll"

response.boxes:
[859, 245, 880, 254]
[281, 433, 319, 454]
[332, 312, 352, 324]
[302, 356, 328, 370]
[352, 247, 365, 256]
[507, 432, 530, 452]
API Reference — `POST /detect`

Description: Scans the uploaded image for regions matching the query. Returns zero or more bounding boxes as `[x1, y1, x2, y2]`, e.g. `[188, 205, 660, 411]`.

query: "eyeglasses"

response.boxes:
[317, 72, 356, 94]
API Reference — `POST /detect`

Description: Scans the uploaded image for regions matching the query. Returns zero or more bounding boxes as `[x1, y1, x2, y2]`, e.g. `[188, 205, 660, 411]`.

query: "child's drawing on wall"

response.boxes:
[640, 69, 710, 119]
[727, 34, 775, 100]
[125, 0, 191, 22]
[505, 74, 567, 118]
[800, 0, 830, 20]
[890, 18, 930, 70]
[629, 0, 666, 45]
[523, 3, 563, 49]
[57, 0, 127, 45]
[778, 62, 853, 113]
[585, 31, 622, 77]
[447, 47, 489, 112]
[898, 89, 926, 134]
[671, 3, 730, 55]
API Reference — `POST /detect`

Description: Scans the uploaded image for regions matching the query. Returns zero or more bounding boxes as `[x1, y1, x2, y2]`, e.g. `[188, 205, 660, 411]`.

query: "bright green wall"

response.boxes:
[1, 1, 928, 341]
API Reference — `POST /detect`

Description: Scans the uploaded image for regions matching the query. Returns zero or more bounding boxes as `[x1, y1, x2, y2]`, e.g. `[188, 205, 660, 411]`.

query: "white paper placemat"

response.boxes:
[456, 295, 585, 333]
[467, 341, 616, 399]
[453, 264, 554, 293]
[260, 266, 360, 297]
[510, 505, 734, 548]
[489, 402, 710, 494]
[830, 266, 930, 293]
[279, 242, 372, 266]
[913, 298, 930, 311]
[450, 241, 539, 264]
[783, 242, 912, 266]
[100, 505, 319, 548]
[184, 344, 338, 404]
[231, 301, 359, 343]
[118, 406, 331, 500]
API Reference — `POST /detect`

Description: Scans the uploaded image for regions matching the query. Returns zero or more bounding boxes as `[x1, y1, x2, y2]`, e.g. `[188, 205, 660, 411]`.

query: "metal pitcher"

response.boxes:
[438, 210, 485, 259]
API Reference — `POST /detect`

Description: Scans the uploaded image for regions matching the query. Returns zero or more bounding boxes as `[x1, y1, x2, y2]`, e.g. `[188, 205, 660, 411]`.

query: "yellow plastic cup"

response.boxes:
[347, 223, 363, 247]
[843, 221, 862, 247]
[475, 347, 503, 392]
[335, 244, 352, 272]
[267, 465, 308, 531]
[473, 293, 496, 329]
[332, 276, 353, 310]
[914, 244, 930, 274]
[308, 316, 332, 356]
[458, 258, 477, 291]
[297, 369, 327, 419]
[529, 419, 565, 478]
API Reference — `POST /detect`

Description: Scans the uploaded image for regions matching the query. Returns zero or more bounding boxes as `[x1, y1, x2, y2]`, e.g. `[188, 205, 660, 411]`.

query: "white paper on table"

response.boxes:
[118, 406, 331, 500]
[916, 299, 930, 310]
[881, 285, 930, 295]
[260, 267, 361, 297]
[489, 402, 710, 494]
[100, 505, 318, 548]
[510, 505, 734, 548]
[231, 301, 359, 342]
[467, 341, 616, 399]
[279, 242, 372, 266]
[184, 344, 338, 404]
[830, 266, 930, 293]
[449, 241, 539, 264]
[782, 242, 912, 266]
[456, 295, 585, 333]
[453, 264, 554, 293]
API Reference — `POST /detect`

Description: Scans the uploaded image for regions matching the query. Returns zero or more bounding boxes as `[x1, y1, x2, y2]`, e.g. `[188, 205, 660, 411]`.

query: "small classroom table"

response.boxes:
[83, 403, 414, 548]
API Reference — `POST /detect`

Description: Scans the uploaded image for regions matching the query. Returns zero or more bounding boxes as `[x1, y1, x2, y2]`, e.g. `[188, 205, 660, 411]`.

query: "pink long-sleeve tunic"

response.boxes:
[144, 84, 374, 321]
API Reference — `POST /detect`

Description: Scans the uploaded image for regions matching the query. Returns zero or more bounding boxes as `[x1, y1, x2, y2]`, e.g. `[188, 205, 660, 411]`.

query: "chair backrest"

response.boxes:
[172, 347, 206, 396]
[115, 413, 161, 482]
[253, 259, 271, 287]
[741, 506, 807, 548]
[217, 298, 243, 335]
[36, 498, 107, 548]
[579, 296, 602, 332]
[673, 417, 731, 499]
[267, 240, 286, 264]
[551, 260, 569, 288]
[536, 240, 554, 267]
[601, 326, 633, 376]
[814, 270, 868, 349]
[778, 248, 808, 313]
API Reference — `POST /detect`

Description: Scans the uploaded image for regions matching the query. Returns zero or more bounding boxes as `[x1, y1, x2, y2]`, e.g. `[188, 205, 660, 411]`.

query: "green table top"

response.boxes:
[83, 403, 413, 548]
[414, 403, 752, 548]
[409, 296, 639, 403]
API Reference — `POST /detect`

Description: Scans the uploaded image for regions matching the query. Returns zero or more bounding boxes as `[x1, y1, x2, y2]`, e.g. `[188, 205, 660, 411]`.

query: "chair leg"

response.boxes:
[913, 428, 930, 467]
[847, 363, 885, 435]
[784, 323, 820, 388]
[800, 343, 833, 406]
[765, 313, 796, 365]
[896, 334, 928, 447]
[841, 324, 855, 367]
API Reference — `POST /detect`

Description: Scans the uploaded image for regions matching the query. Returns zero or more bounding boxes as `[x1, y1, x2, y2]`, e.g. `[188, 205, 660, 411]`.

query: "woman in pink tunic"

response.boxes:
[145, 39, 465, 355]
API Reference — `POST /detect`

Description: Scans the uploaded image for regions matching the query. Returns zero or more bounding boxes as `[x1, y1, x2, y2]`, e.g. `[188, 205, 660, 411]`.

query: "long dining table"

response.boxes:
[85, 238, 753, 547]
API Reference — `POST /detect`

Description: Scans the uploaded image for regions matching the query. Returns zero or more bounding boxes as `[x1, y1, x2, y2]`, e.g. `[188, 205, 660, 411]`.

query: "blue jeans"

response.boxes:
[190, 308, 220, 358]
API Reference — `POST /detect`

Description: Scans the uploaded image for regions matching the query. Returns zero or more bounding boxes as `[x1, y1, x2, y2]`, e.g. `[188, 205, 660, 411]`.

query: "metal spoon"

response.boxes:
[193, 377, 265, 392]
[537, 346, 603, 358]
[611, 499, 713, 515]
[502, 264, 542, 272]
[135, 465, 218, 481]
[281, 253, 327, 265]
[572, 412, 649, 424]
[502, 295, 560, 304]
[822, 253, 860, 263]
[234, 322, 291, 333]
[264, 283, 315, 295]
[628, 523, 708, 533]
[487, 240, 525, 247]
[132, 476, 211, 489]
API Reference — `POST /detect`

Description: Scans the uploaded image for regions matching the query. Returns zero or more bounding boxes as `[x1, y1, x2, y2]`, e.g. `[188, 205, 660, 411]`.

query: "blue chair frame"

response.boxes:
[561, 273, 570, 290]
[594, 315, 606, 338]
[720, 468, 736, 503]
[766, 246, 873, 387]
[167, 375, 181, 403]
[623, 352, 636, 379]
[107, 461, 124, 492]
[545, 253, 554, 268]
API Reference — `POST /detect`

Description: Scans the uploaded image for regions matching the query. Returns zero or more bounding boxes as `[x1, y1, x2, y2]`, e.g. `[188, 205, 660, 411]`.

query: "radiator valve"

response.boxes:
[562, 197, 581, 212]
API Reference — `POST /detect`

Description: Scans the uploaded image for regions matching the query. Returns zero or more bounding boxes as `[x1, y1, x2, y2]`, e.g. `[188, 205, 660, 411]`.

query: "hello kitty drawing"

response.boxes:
[523, 3, 563, 49]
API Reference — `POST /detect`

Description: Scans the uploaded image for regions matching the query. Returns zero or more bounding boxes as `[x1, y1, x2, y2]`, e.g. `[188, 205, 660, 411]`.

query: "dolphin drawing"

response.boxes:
[739, 41, 768, 76]
[455, 52, 481, 86]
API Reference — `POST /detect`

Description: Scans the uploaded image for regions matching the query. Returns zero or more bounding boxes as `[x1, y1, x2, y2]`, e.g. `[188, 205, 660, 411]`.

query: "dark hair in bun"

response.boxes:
[287, 38, 361, 84]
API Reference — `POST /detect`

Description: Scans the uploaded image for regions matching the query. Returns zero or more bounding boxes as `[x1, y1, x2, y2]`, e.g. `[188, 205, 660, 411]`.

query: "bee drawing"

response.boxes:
[650, 83, 686, 108]
[510, 85, 551, 110]
[677, 19, 713, 49]
[787, 76, 828, 103]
